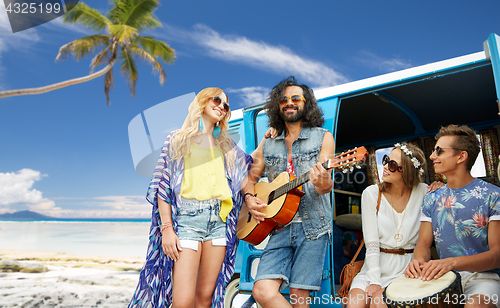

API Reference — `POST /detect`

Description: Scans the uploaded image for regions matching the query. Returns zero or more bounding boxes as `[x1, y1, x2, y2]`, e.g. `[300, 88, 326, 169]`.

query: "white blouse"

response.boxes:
[350, 183, 427, 290]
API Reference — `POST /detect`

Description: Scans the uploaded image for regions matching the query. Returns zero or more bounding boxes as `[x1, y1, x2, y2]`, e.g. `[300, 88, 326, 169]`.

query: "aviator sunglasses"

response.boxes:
[432, 145, 457, 156]
[212, 96, 230, 112]
[382, 154, 403, 173]
[278, 95, 306, 105]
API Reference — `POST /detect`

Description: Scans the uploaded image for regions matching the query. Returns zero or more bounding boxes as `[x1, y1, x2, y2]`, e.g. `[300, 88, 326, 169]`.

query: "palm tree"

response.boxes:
[0, 0, 175, 105]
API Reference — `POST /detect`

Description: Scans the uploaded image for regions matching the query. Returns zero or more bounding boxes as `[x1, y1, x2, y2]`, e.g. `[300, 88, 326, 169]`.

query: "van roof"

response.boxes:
[313, 51, 487, 100]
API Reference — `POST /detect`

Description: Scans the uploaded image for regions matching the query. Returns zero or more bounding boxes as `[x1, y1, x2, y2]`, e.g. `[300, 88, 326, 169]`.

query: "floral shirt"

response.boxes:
[421, 178, 500, 275]
[129, 131, 253, 308]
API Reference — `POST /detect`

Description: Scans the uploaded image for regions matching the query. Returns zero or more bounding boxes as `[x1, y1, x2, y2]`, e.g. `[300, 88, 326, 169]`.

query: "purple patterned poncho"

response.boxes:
[129, 131, 252, 308]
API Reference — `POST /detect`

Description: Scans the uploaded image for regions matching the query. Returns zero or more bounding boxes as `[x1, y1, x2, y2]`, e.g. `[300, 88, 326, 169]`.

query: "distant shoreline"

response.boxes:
[0, 218, 150, 223]
[0, 210, 150, 222]
[0, 249, 144, 264]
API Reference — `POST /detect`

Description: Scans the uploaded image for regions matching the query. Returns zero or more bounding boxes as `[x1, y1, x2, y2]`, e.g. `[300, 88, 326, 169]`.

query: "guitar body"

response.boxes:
[236, 146, 367, 246]
[236, 172, 305, 245]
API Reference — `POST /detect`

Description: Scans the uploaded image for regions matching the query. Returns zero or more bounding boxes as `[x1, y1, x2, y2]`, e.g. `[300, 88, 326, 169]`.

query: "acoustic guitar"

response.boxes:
[237, 146, 368, 245]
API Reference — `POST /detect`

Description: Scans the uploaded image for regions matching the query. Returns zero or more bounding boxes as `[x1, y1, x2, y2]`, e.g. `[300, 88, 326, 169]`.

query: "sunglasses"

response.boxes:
[278, 95, 305, 105]
[382, 154, 403, 173]
[432, 146, 456, 156]
[212, 96, 230, 112]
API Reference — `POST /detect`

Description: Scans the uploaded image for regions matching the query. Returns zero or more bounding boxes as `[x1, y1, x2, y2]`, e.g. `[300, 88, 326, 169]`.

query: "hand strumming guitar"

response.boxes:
[245, 194, 267, 224]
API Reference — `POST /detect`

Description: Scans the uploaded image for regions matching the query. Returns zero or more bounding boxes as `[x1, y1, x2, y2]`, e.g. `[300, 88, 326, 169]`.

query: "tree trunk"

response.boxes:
[0, 58, 116, 99]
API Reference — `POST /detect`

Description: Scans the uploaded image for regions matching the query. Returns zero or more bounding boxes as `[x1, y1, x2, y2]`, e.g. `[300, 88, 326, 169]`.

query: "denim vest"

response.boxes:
[263, 127, 332, 240]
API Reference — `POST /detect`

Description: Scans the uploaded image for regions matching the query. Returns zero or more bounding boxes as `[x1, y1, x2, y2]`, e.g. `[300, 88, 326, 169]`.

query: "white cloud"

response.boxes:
[94, 195, 150, 212]
[0, 5, 41, 89]
[226, 86, 270, 107]
[40, 195, 151, 219]
[157, 24, 348, 87]
[0, 5, 41, 44]
[46, 208, 151, 219]
[0, 169, 150, 218]
[0, 169, 58, 213]
[0, 6, 94, 89]
[355, 50, 412, 72]
[46, 17, 92, 36]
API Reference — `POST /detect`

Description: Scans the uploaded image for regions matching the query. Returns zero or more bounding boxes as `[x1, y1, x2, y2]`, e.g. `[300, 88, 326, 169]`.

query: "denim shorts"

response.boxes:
[176, 197, 227, 250]
[254, 222, 328, 291]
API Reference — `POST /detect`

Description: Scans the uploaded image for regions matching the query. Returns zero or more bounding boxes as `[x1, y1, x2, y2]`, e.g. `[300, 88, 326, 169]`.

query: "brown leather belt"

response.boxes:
[380, 248, 414, 255]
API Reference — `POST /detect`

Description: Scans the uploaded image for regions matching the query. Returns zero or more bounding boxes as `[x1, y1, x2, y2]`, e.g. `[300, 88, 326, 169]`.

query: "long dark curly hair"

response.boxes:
[265, 76, 325, 136]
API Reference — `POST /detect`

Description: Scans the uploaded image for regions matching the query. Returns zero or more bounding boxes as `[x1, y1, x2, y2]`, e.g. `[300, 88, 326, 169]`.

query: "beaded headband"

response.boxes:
[394, 143, 424, 175]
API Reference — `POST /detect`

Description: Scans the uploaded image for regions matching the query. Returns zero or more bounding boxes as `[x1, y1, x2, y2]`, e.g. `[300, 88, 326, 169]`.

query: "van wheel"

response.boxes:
[224, 276, 240, 308]
[224, 276, 262, 308]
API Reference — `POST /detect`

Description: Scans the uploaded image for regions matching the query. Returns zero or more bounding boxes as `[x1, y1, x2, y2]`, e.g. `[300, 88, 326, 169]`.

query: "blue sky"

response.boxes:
[0, 0, 499, 218]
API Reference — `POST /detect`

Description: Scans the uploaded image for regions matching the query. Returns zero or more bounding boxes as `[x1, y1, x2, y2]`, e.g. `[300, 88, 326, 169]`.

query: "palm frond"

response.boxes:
[134, 15, 162, 32]
[63, 2, 111, 32]
[90, 47, 112, 73]
[108, 24, 138, 44]
[104, 66, 115, 106]
[56, 34, 111, 62]
[109, 0, 159, 29]
[119, 48, 138, 97]
[133, 36, 175, 64]
[129, 43, 166, 84]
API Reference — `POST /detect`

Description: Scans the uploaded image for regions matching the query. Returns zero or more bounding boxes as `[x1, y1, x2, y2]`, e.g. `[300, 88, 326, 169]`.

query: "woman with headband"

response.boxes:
[347, 143, 442, 308]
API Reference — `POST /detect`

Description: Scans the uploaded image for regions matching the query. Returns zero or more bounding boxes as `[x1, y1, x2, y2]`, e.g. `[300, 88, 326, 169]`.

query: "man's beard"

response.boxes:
[280, 106, 304, 123]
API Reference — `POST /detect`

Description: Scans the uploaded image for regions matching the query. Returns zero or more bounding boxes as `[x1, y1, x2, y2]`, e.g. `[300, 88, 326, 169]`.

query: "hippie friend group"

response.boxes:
[127, 76, 500, 308]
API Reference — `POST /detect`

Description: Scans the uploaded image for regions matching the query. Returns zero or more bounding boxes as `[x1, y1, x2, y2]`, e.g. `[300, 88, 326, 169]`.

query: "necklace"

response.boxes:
[386, 189, 411, 243]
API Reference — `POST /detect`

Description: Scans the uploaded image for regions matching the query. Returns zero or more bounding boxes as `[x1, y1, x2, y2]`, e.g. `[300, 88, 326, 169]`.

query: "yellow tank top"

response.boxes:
[180, 143, 233, 221]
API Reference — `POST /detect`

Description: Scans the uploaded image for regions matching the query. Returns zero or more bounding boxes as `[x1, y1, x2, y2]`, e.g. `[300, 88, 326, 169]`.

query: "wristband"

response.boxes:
[160, 222, 172, 233]
[244, 192, 255, 201]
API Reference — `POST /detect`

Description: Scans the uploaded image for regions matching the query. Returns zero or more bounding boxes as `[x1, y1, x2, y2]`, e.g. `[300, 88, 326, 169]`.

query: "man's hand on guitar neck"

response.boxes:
[310, 160, 334, 195]
[245, 194, 267, 224]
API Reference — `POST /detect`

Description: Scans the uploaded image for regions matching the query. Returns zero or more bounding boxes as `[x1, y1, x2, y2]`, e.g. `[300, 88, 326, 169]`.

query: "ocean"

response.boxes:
[0, 220, 151, 258]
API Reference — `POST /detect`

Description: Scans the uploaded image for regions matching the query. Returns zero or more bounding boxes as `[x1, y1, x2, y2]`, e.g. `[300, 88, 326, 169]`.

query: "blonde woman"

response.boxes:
[129, 88, 252, 308]
[347, 143, 442, 308]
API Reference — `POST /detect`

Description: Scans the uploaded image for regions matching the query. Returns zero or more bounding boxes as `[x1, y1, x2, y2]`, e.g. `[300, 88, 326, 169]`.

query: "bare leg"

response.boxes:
[172, 242, 201, 308]
[194, 240, 226, 308]
[369, 288, 387, 308]
[465, 294, 497, 308]
[253, 279, 291, 308]
[346, 288, 370, 308]
[289, 288, 311, 308]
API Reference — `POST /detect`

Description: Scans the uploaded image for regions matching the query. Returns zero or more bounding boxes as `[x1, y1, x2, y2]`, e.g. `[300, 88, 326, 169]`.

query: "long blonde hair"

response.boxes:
[170, 87, 236, 169]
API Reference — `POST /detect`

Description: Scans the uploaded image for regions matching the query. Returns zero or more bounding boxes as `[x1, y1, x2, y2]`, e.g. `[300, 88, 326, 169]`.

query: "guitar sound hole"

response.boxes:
[268, 191, 275, 204]
[247, 213, 252, 223]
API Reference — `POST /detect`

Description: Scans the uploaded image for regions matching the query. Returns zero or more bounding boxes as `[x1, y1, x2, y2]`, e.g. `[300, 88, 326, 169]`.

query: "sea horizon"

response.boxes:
[0, 218, 151, 223]
[0, 220, 151, 258]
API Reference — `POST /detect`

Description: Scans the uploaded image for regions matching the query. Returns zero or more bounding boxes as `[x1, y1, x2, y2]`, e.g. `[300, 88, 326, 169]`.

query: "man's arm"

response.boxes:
[405, 221, 433, 278]
[419, 220, 500, 280]
[311, 131, 335, 194]
[241, 138, 267, 223]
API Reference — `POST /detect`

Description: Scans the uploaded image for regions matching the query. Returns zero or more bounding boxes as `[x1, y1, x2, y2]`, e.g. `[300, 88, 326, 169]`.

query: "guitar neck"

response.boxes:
[266, 146, 366, 205]
[273, 160, 330, 200]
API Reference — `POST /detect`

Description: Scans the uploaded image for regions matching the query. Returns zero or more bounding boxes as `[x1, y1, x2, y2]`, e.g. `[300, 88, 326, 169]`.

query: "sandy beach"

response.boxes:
[0, 249, 144, 307]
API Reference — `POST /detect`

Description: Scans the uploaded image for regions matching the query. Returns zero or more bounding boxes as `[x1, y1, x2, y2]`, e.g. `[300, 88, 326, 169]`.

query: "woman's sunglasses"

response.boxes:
[212, 96, 230, 112]
[278, 95, 305, 105]
[382, 154, 403, 173]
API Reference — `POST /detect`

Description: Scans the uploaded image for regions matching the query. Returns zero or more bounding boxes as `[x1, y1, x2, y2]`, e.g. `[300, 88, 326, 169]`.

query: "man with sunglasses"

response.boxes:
[405, 124, 500, 307]
[242, 76, 335, 308]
